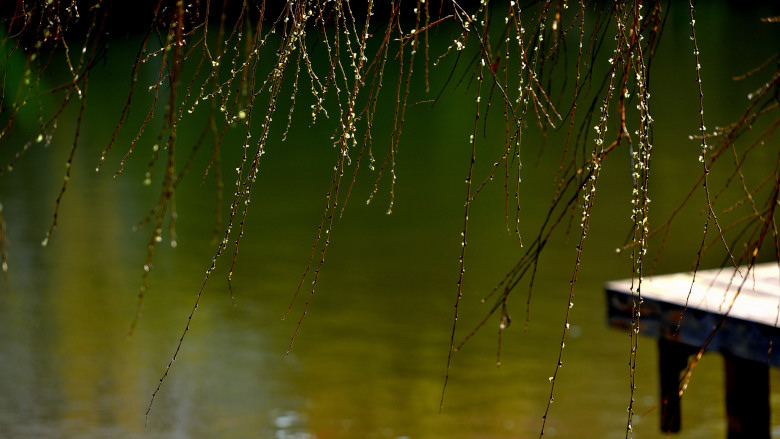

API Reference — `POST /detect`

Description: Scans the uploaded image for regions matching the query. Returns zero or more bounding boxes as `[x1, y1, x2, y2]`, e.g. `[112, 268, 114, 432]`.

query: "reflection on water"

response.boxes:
[1, 2, 780, 438]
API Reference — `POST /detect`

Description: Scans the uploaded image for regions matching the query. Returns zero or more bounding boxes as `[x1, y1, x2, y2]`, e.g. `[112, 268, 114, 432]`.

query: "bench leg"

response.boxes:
[658, 339, 698, 432]
[725, 355, 770, 439]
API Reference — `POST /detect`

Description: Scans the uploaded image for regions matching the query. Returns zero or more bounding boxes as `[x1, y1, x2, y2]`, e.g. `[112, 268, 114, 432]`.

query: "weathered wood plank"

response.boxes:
[605, 262, 779, 438]
[606, 262, 780, 366]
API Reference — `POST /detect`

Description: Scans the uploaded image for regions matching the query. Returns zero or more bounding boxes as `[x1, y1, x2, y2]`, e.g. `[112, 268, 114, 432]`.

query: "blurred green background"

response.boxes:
[1, 2, 779, 438]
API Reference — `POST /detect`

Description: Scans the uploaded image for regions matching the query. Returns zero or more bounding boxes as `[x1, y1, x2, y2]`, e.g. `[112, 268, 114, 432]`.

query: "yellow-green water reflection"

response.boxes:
[1, 2, 780, 438]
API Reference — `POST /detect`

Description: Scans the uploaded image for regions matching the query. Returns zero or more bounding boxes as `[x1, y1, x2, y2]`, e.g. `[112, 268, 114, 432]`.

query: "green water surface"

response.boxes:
[1, 2, 779, 438]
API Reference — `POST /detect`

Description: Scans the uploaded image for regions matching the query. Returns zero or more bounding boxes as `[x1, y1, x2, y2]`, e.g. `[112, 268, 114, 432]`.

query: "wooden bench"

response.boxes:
[605, 262, 780, 438]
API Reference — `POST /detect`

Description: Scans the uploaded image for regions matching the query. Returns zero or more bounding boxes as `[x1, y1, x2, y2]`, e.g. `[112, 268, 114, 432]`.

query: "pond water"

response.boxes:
[1, 2, 779, 438]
